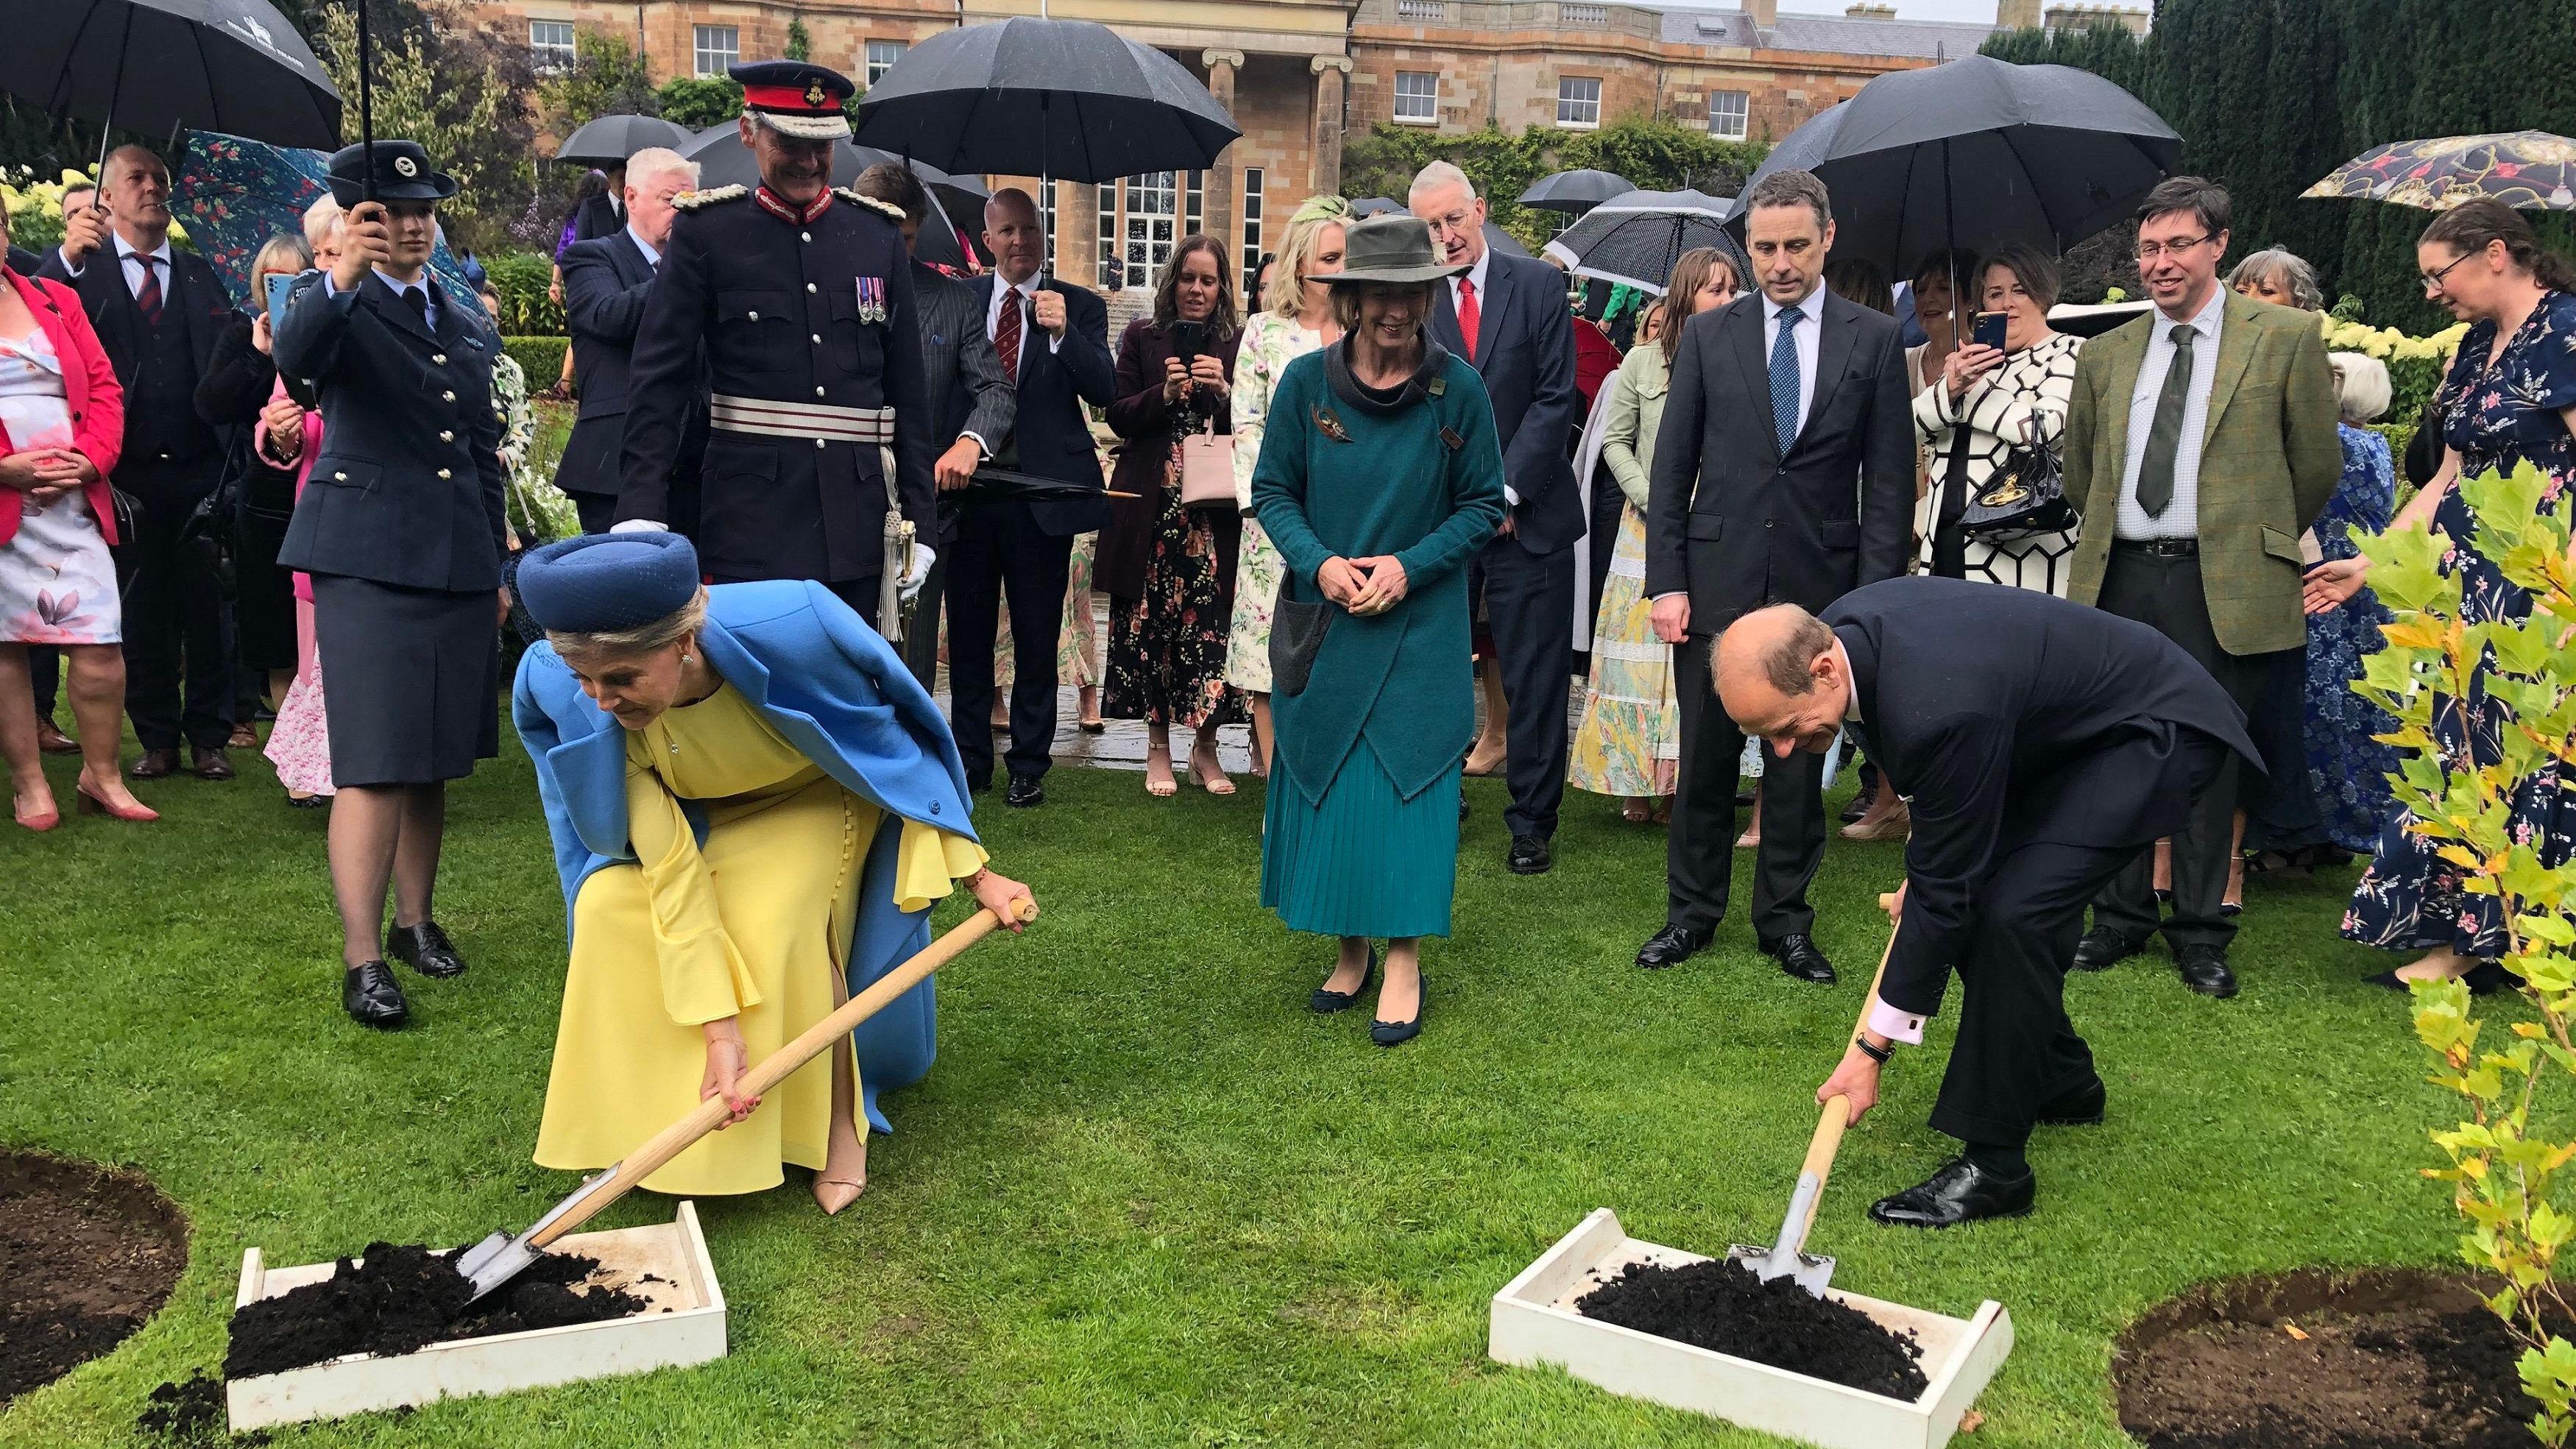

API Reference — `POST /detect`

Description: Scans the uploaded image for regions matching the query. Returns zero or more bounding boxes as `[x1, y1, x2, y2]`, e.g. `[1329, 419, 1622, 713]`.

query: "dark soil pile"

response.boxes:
[0, 1150, 188, 1403]
[2116, 1267, 2563, 1449]
[1576, 1258, 1930, 1400]
[225, 1243, 651, 1379]
[137, 1373, 263, 1446]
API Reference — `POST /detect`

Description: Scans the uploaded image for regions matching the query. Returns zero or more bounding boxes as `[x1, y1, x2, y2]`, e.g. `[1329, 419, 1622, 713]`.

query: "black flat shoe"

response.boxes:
[2035, 1077, 2106, 1127]
[1763, 932, 1837, 985]
[1869, 1155, 2035, 1228]
[1005, 774, 1045, 808]
[2218, 901, 2243, 918]
[286, 793, 328, 809]
[2369, 963, 2516, 997]
[1371, 973, 1426, 1047]
[343, 962, 410, 1028]
[389, 921, 467, 979]
[1635, 923, 1711, 970]
[2175, 943, 2238, 999]
[1507, 834, 1552, 875]
[1311, 949, 1379, 1014]
[2070, 925, 2145, 973]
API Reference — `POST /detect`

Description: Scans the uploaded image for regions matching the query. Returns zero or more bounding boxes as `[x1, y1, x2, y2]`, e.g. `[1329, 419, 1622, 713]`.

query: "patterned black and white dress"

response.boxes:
[1911, 330, 2083, 595]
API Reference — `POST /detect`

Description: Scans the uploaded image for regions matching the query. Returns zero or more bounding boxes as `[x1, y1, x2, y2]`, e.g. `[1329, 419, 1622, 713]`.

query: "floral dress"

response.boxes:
[2345, 290, 2576, 957]
[1224, 313, 1329, 693]
[1104, 385, 1246, 730]
[1569, 344, 1678, 798]
[2305, 426, 2402, 853]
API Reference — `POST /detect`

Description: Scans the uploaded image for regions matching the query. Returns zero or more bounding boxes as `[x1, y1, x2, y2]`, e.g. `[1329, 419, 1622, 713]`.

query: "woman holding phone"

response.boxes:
[1910, 242, 2083, 595]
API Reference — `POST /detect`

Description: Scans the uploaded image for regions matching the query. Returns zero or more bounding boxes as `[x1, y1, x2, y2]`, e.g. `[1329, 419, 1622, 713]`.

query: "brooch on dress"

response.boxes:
[855, 275, 888, 325]
[1314, 405, 1351, 443]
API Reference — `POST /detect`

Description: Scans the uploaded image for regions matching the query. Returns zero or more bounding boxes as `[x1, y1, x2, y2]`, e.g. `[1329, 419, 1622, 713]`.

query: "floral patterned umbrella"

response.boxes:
[2302, 130, 2576, 211]
[174, 129, 485, 320]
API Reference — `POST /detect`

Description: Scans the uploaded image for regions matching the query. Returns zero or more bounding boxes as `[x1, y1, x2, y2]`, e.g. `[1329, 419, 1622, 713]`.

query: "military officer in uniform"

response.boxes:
[275, 140, 509, 1028]
[615, 60, 936, 640]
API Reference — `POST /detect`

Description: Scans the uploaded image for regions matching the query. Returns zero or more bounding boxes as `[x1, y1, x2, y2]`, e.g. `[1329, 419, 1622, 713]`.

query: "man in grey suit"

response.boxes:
[850, 163, 1016, 693]
[1637, 167, 1915, 984]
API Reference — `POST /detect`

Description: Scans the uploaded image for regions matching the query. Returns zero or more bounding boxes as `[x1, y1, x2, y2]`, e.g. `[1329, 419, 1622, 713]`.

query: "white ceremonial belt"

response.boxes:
[708, 394, 896, 444]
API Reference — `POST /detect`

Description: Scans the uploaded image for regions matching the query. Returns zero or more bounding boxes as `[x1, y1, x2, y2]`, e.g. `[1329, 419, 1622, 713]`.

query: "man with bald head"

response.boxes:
[1717, 575, 2255, 1226]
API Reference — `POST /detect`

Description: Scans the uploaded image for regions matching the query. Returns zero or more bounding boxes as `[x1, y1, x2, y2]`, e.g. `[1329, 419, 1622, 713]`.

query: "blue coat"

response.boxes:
[513, 579, 979, 1131]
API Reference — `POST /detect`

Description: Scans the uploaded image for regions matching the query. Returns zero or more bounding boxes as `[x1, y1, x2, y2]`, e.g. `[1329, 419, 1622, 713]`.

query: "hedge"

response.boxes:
[503, 336, 568, 383]
[484, 250, 565, 336]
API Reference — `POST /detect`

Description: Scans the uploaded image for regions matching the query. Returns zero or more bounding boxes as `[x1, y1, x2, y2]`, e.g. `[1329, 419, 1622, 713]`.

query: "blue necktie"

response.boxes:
[1769, 305, 1804, 456]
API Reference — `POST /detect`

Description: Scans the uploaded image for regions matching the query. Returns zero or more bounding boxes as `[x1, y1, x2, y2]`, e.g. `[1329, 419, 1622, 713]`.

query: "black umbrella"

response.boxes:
[852, 17, 1239, 183]
[1518, 169, 1634, 216]
[679, 124, 974, 270]
[1735, 55, 2179, 276]
[1351, 196, 1404, 219]
[555, 114, 691, 166]
[1483, 222, 1532, 258]
[7, 0, 340, 156]
[1542, 189, 1741, 294]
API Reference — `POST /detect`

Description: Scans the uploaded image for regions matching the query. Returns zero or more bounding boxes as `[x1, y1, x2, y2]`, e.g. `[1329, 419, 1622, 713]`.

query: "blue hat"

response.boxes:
[517, 533, 702, 634]
[325, 140, 459, 208]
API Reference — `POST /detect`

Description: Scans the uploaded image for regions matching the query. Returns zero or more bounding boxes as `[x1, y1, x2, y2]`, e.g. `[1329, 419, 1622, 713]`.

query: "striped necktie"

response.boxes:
[134, 255, 163, 327]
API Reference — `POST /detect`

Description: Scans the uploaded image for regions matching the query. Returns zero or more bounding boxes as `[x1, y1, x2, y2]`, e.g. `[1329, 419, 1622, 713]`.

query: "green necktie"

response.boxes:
[2135, 323, 2195, 520]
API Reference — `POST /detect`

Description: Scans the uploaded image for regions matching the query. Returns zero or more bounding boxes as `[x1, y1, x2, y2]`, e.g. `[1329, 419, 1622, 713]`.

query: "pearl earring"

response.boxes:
[680, 653, 693, 664]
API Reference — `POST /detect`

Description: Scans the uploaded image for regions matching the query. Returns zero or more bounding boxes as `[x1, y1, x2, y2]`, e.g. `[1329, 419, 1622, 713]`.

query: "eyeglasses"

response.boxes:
[2421, 251, 2476, 291]
[2134, 234, 2212, 261]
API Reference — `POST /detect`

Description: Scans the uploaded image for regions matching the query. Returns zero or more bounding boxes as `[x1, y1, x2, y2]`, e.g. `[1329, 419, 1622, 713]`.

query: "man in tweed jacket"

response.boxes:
[852, 163, 1016, 692]
[2059, 177, 2340, 999]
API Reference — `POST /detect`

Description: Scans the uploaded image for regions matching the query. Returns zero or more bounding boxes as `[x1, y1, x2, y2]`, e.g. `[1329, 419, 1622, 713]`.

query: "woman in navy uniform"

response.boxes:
[275, 140, 509, 1028]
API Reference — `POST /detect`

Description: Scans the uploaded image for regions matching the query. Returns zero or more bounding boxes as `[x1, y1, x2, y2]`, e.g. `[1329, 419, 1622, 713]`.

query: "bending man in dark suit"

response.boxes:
[948, 187, 1116, 809]
[42, 146, 242, 782]
[1637, 168, 1914, 984]
[850, 163, 1015, 696]
[1719, 578, 2257, 1225]
[555, 146, 700, 537]
[1412, 161, 1584, 875]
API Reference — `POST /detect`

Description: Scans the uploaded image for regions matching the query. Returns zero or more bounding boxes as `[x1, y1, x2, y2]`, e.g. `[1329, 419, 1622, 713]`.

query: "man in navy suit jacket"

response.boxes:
[556, 149, 700, 536]
[948, 188, 1117, 807]
[1414, 163, 1583, 874]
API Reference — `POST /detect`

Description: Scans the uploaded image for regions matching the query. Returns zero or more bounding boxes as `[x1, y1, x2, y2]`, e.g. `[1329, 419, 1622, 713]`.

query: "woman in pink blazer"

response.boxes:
[0, 221, 154, 830]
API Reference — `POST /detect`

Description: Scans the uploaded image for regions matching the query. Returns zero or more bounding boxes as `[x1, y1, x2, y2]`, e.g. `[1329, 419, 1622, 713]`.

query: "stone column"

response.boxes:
[1310, 55, 1354, 199]
[1202, 49, 1245, 252]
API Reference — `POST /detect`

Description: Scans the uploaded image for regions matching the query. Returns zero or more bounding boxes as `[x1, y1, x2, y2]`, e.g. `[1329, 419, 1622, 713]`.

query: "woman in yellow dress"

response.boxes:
[513, 532, 1035, 1214]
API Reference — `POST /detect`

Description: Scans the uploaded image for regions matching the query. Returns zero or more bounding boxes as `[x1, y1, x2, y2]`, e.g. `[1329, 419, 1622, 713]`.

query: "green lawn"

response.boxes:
[0, 726, 2489, 1448]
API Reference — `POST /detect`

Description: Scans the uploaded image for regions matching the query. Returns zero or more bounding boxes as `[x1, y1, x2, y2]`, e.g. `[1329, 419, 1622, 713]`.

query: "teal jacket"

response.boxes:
[1251, 341, 1508, 803]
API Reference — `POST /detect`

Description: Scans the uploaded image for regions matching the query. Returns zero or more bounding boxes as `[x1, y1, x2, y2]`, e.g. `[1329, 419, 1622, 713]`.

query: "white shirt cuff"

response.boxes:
[1504, 485, 1521, 506]
[1047, 334, 1064, 354]
[1865, 999, 1926, 1046]
[958, 431, 990, 458]
[59, 247, 86, 277]
[610, 519, 668, 534]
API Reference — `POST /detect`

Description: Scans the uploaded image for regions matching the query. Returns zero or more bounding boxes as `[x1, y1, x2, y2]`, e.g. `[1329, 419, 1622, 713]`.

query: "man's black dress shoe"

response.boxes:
[1311, 949, 1379, 1013]
[1371, 973, 1426, 1047]
[2175, 943, 2238, 999]
[389, 921, 467, 979]
[2035, 1077, 2106, 1126]
[1635, 924, 1711, 970]
[1868, 1155, 2035, 1227]
[131, 748, 179, 780]
[1508, 834, 1551, 874]
[1764, 932, 1837, 985]
[2070, 925, 2145, 972]
[1005, 774, 1045, 808]
[344, 962, 410, 1027]
[191, 745, 234, 781]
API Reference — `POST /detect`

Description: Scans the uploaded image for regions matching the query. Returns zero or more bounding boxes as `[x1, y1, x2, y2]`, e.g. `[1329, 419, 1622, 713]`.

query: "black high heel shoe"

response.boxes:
[1310, 948, 1378, 1014]
[1371, 972, 1427, 1048]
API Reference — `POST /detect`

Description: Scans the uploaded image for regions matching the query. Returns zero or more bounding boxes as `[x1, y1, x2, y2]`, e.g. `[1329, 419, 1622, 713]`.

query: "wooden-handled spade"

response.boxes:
[456, 899, 1038, 1305]
[1726, 890, 1900, 1298]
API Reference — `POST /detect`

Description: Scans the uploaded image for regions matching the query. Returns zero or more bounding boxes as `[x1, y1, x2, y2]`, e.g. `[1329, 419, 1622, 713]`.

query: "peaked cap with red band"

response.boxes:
[729, 60, 855, 141]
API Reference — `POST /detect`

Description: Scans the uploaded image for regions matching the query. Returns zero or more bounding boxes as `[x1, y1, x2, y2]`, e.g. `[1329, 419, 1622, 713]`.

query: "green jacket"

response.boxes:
[1601, 344, 1670, 510]
[1251, 342, 1509, 803]
[2063, 291, 2341, 655]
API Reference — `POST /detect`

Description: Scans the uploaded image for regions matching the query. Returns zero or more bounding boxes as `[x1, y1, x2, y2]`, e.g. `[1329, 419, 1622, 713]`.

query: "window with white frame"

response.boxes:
[1395, 0, 1447, 17]
[1122, 171, 1178, 290]
[1185, 169, 1204, 241]
[693, 26, 738, 77]
[1708, 89, 1749, 141]
[1556, 76, 1602, 128]
[1393, 71, 1438, 124]
[1241, 168, 1264, 307]
[864, 40, 905, 86]
[1096, 182, 1118, 289]
[529, 20, 574, 72]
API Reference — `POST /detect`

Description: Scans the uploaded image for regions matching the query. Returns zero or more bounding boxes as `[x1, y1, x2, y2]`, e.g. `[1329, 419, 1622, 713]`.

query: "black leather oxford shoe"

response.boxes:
[2175, 943, 2239, 999]
[1764, 932, 1837, 985]
[2035, 1077, 2106, 1127]
[1005, 773, 1045, 808]
[1507, 834, 1552, 875]
[344, 962, 410, 1028]
[389, 921, 467, 979]
[2070, 925, 2144, 972]
[1635, 923, 1712, 970]
[1868, 1156, 2035, 1228]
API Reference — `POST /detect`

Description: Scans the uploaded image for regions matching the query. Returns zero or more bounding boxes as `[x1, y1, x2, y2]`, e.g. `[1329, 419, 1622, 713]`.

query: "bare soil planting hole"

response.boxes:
[0, 1149, 189, 1403]
[2114, 1266, 2561, 1449]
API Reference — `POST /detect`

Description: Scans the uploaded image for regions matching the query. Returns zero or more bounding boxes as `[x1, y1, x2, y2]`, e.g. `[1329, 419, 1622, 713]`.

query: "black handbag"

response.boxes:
[1269, 594, 1332, 697]
[1953, 428, 2075, 540]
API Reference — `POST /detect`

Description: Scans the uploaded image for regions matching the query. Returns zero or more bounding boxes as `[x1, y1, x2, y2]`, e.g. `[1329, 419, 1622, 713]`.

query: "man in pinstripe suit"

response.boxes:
[852, 163, 1016, 692]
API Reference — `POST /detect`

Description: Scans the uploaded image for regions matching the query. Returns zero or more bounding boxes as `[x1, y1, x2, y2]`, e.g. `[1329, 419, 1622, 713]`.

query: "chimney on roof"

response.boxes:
[1749, 0, 1777, 29]
[1844, 1, 1895, 15]
[1995, 0, 2042, 28]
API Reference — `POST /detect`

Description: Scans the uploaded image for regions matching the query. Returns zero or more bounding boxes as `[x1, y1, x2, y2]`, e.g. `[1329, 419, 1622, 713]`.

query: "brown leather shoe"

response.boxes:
[191, 746, 236, 781]
[131, 748, 180, 779]
[35, 720, 79, 755]
[227, 723, 259, 749]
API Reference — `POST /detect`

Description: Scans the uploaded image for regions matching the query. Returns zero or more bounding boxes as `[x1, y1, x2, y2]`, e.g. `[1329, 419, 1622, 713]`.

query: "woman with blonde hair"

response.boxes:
[1224, 194, 1348, 775]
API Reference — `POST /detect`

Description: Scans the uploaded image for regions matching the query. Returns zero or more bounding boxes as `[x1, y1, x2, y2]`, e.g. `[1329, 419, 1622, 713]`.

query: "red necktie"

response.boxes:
[996, 288, 1024, 379]
[135, 256, 163, 327]
[1457, 277, 1480, 363]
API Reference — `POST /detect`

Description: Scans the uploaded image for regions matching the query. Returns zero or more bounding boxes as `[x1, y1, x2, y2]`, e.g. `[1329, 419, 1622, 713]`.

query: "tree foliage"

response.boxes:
[1342, 117, 1766, 250]
[313, 1, 537, 254]
[657, 77, 745, 132]
[539, 31, 659, 142]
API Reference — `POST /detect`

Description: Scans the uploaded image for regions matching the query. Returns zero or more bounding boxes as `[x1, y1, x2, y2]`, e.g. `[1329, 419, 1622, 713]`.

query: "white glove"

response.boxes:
[899, 544, 936, 603]
[610, 519, 669, 534]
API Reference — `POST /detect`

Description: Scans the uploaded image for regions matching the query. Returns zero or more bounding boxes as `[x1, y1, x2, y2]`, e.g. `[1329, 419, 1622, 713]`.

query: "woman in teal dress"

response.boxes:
[1249, 215, 1508, 1046]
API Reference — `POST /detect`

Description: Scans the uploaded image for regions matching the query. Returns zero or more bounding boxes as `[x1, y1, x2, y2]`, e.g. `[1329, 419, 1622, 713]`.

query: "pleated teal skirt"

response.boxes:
[1261, 736, 1461, 939]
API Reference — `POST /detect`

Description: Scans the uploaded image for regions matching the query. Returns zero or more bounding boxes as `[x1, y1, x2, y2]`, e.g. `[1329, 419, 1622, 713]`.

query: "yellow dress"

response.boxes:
[534, 682, 986, 1196]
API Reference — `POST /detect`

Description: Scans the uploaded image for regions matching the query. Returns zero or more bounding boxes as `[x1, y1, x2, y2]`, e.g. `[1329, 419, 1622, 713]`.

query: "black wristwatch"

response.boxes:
[1853, 1034, 1894, 1064]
